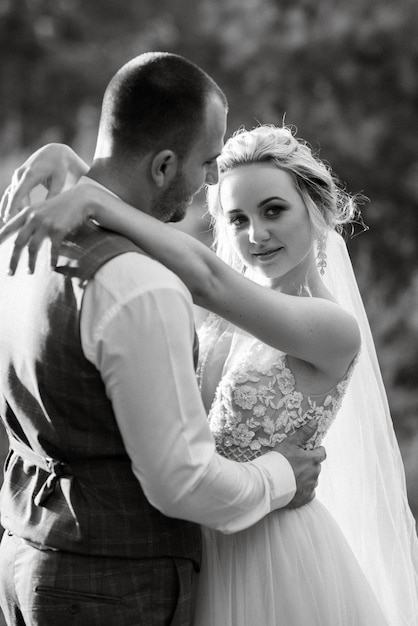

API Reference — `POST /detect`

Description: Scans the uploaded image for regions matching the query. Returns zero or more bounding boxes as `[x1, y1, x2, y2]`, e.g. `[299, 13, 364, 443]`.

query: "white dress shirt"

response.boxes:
[79, 190, 296, 534]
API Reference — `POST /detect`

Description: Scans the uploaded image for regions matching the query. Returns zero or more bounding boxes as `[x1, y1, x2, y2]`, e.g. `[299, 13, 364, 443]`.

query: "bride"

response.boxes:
[1, 125, 417, 625]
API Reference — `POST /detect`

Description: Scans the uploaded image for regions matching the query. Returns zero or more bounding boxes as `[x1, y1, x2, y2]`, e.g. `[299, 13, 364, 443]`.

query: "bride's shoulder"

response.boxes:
[303, 287, 361, 380]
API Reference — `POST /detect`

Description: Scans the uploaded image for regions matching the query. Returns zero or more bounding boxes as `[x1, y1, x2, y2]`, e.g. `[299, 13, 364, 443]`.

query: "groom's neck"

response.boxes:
[86, 158, 152, 214]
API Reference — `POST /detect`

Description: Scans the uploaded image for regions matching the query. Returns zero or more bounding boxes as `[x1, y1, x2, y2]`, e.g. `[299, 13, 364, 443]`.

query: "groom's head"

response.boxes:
[92, 52, 228, 222]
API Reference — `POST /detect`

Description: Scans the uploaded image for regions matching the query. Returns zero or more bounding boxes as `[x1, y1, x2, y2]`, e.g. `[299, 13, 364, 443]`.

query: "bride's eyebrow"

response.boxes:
[258, 196, 286, 207]
[224, 196, 287, 215]
[224, 208, 243, 216]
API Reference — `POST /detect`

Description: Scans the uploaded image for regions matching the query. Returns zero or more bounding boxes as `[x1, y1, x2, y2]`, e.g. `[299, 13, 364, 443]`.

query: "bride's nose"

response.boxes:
[248, 220, 271, 244]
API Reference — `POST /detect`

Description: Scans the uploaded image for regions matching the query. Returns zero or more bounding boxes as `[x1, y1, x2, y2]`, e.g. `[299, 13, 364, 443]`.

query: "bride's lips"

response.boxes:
[253, 247, 283, 259]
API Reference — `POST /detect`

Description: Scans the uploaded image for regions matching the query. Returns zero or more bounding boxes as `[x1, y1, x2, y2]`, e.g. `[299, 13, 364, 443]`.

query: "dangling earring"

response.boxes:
[316, 231, 327, 275]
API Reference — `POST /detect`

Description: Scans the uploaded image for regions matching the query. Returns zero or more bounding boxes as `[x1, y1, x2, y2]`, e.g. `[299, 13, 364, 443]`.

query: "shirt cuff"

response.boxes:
[251, 451, 296, 509]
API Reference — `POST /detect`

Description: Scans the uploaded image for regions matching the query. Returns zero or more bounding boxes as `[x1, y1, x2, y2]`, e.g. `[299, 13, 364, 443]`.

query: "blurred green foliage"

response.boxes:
[0, 0, 417, 517]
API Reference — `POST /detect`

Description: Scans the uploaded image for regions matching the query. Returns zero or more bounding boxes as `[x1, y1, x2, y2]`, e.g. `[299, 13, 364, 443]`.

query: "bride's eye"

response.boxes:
[229, 214, 247, 228]
[265, 204, 286, 217]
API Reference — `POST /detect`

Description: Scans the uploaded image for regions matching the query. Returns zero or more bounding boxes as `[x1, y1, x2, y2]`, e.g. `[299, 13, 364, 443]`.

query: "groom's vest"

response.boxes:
[0, 222, 202, 566]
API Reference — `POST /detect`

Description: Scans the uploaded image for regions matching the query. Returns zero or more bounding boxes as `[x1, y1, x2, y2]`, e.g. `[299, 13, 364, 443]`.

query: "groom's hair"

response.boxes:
[99, 52, 227, 163]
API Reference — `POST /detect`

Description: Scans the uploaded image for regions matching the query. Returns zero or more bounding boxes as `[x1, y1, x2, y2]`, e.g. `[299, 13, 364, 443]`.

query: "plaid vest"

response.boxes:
[0, 222, 201, 566]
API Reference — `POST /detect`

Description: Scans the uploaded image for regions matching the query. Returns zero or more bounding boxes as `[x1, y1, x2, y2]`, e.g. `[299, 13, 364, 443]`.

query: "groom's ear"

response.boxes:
[151, 150, 179, 188]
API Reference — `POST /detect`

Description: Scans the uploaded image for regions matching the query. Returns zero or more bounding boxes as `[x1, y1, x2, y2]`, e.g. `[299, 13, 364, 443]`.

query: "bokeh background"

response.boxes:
[0, 1, 417, 620]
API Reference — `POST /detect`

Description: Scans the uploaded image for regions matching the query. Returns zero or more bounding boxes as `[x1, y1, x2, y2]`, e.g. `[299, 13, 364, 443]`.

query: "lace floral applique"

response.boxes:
[208, 345, 357, 462]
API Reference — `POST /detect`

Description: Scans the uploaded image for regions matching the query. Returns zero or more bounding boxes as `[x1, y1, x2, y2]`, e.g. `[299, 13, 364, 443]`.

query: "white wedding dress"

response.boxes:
[192, 312, 390, 626]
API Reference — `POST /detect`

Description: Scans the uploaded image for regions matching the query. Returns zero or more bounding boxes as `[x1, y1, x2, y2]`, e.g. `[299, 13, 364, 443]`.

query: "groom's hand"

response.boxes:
[274, 422, 326, 509]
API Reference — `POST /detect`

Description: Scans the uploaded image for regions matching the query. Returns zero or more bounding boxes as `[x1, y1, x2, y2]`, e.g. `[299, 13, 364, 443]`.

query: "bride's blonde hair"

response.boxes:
[206, 125, 357, 272]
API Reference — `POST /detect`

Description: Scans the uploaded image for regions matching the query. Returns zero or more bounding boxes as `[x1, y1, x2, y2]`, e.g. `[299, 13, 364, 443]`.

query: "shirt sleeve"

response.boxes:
[81, 252, 296, 533]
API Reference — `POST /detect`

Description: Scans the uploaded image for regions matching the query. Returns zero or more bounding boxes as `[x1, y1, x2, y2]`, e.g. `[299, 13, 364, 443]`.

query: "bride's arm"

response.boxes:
[100, 198, 360, 375]
[0, 183, 359, 376]
[111, 205, 359, 377]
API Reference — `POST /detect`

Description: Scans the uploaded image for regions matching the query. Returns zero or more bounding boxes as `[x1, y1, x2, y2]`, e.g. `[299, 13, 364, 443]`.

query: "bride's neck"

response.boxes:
[246, 253, 326, 298]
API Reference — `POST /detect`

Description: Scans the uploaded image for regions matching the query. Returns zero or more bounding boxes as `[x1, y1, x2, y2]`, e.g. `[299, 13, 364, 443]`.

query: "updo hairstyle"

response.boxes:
[206, 125, 357, 272]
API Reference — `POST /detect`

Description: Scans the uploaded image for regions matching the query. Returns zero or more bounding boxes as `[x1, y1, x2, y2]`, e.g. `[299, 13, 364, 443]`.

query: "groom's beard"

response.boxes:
[153, 170, 194, 223]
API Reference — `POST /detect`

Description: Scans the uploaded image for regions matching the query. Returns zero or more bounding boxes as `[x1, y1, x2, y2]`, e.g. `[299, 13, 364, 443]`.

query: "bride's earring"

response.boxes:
[316, 231, 327, 275]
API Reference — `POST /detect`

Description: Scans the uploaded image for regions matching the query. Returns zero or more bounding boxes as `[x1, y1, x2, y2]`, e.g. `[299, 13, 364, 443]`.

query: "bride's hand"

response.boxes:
[0, 143, 88, 224]
[0, 184, 98, 275]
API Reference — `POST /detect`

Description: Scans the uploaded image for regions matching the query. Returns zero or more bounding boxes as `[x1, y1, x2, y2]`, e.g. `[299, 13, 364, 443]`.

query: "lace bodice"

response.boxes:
[197, 314, 357, 463]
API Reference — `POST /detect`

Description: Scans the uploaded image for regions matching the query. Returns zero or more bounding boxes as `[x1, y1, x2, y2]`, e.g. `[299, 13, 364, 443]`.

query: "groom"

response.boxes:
[0, 53, 325, 626]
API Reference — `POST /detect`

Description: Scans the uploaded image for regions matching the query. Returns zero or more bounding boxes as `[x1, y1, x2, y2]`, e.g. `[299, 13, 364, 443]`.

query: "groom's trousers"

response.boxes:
[0, 531, 196, 626]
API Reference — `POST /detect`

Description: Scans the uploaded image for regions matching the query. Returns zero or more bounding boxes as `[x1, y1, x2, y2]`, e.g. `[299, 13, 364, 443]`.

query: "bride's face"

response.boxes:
[219, 163, 315, 286]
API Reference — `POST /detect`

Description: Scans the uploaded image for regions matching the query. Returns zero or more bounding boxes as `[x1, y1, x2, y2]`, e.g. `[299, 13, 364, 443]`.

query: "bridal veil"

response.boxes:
[317, 229, 418, 625]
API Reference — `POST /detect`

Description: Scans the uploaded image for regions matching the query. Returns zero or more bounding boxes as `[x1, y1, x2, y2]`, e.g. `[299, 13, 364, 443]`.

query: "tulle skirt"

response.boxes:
[193, 499, 390, 626]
